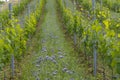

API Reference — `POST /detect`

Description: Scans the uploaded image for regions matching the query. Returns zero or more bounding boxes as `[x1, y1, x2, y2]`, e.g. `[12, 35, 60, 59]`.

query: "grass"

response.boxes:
[0, 1, 4, 5]
[17, 0, 97, 79]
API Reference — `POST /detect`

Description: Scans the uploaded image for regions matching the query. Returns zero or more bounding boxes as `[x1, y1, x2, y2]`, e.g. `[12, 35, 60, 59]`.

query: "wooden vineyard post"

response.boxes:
[100, 0, 102, 11]
[38, 0, 40, 4]
[34, 0, 37, 10]
[0, 5, 2, 30]
[10, 55, 15, 79]
[74, 32, 77, 46]
[28, 4, 31, 43]
[8, 3, 15, 79]
[27, 4, 30, 18]
[38, 0, 40, 5]
[0, 6, 1, 12]
[0, 23, 2, 30]
[73, 0, 77, 46]
[63, 1, 66, 8]
[92, 0, 96, 20]
[92, 0, 97, 77]
[9, 3, 13, 19]
[93, 40, 97, 76]
[4, 72, 6, 80]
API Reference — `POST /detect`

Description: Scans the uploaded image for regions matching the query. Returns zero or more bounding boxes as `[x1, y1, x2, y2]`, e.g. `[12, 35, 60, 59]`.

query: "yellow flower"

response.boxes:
[103, 20, 109, 29]
[118, 34, 120, 38]
[111, 30, 115, 37]
[96, 25, 102, 32]
[83, 31, 86, 35]
[0, 39, 4, 48]
[106, 30, 115, 37]
[81, 8, 83, 11]
[116, 23, 120, 27]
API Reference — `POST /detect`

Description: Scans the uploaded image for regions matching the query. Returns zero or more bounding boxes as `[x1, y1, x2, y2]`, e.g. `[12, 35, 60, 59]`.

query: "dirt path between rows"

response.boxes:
[16, 0, 87, 79]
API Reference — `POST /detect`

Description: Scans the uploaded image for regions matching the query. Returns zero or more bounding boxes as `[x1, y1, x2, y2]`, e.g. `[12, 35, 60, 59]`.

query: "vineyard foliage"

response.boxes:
[0, 0, 120, 78]
[97, 0, 120, 12]
[0, 1, 4, 5]
[77, 0, 120, 12]
[0, 0, 45, 69]
[0, 0, 32, 29]
[57, 0, 120, 75]
[76, 0, 120, 33]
